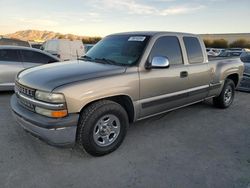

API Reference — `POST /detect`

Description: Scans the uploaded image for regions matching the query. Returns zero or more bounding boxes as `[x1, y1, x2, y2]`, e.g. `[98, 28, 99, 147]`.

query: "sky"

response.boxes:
[0, 0, 249, 37]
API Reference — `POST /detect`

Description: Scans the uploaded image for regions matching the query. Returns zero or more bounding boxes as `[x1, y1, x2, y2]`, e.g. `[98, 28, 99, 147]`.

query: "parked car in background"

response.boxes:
[0, 46, 60, 91]
[206, 48, 225, 57]
[217, 50, 231, 57]
[84, 44, 95, 53]
[238, 52, 250, 92]
[30, 42, 42, 49]
[227, 48, 243, 56]
[206, 48, 216, 56]
[11, 31, 243, 156]
[0, 37, 30, 47]
[41, 39, 85, 61]
[227, 48, 250, 57]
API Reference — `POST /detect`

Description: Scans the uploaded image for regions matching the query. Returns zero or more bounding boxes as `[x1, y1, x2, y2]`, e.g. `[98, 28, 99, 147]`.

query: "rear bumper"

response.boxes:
[11, 95, 79, 146]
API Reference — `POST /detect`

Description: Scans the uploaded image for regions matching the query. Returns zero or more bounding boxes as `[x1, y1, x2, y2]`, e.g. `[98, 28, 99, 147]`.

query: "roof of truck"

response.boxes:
[110, 31, 197, 37]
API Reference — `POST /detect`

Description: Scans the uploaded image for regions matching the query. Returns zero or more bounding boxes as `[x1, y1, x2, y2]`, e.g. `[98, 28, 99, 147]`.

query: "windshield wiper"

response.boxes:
[78, 55, 93, 61]
[80, 56, 127, 66]
[94, 58, 119, 65]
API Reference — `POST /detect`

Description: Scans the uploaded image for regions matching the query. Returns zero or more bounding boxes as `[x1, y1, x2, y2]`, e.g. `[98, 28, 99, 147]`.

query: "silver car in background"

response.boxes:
[0, 37, 31, 47]
[0, 46, 60, 91]
[238, 52, 250, 92]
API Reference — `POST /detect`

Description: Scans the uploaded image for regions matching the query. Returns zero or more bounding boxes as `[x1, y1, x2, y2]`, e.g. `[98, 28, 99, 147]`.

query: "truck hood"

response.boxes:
[17, 60, 127, 91]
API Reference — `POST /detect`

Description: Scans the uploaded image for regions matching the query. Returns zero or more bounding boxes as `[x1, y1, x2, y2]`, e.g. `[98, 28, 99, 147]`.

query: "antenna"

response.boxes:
[76, 50, 79, 64]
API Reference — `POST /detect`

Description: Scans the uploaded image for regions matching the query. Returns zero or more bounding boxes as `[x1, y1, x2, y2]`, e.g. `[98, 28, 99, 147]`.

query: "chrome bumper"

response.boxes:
[11, 95, 79, 146]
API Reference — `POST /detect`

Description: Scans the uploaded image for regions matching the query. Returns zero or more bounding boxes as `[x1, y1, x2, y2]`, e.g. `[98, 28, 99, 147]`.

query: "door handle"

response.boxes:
[180, 71, 188, 78]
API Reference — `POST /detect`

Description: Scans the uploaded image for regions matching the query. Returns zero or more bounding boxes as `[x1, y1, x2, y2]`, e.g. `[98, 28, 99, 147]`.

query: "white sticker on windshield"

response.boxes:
[128, 36, 146, 42]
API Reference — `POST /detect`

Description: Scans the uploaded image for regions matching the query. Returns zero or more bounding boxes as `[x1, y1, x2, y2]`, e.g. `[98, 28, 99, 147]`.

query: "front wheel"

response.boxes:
[213, 79, 235, 108]
[76, 100, 129, 156]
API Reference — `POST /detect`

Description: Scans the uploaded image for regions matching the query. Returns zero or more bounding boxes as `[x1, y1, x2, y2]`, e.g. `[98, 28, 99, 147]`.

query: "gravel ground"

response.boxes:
[0, 91, 249, 188]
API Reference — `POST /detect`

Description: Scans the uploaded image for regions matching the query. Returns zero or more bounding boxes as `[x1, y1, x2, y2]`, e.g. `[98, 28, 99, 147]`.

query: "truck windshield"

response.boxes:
[84, 35, 150, 66]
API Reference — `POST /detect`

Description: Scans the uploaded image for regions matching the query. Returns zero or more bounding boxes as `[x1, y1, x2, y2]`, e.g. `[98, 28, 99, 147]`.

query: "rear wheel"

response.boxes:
[213, 79, 235, 108]
[77, 100, 129, 156]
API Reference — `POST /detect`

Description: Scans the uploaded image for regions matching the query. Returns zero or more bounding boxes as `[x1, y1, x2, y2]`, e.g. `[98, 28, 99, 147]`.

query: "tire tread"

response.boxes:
[76, 100, 128, 156]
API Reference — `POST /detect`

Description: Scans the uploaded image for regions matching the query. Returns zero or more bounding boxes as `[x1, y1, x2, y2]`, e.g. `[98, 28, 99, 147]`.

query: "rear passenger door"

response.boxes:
[20, 50, 58, 68]
[0, 49, 23, 86]
[139, 36, 190, 118]
[183, 36, 211, 102]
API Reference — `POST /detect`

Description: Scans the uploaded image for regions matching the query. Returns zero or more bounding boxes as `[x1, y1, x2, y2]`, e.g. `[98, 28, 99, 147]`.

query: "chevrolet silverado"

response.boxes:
[11, 32, 244, 156]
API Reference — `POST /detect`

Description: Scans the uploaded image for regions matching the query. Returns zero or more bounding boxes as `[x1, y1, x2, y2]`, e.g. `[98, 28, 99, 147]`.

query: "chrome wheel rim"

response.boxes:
[224, 86, 232, 105]
[93, 114, 121, 147]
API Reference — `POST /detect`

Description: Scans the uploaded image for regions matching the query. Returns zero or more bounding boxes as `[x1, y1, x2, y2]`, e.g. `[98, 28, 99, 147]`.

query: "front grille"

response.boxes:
[15, 81, 36, 111]
[18, 97, 35, 111]
[15, 81, 35, 98]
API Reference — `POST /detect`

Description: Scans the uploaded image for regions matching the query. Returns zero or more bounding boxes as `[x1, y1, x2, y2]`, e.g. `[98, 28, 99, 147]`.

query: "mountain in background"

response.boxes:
[3, 30, 101, 43]
[2, 30, 250, 45]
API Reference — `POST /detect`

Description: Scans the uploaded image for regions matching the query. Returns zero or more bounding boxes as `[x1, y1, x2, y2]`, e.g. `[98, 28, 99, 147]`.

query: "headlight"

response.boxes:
[35, 107, 68, 118]
[35, 90, 65, 103]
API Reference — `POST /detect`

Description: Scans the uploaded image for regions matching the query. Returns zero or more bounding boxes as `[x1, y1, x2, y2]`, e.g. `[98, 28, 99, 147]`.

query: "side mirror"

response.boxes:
[150, 56, 170, 69]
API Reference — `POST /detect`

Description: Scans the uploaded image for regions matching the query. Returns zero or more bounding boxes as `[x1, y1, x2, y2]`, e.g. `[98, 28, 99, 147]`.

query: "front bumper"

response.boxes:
[11, 95, 79, 146]
[237, 75, 250, 92]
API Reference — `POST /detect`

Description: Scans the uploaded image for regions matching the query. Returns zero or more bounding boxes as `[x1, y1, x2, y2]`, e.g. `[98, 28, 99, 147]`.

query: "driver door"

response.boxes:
[139, 36, 190, 118]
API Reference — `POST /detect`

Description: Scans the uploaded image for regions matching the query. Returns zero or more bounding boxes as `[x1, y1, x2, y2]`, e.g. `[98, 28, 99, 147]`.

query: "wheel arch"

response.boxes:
[79, 95, 135, 123]
[226, 73, 239, 87]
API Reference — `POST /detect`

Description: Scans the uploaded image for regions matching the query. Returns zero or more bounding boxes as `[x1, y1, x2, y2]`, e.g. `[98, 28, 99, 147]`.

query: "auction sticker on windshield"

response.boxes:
[128, 36, 146, 42]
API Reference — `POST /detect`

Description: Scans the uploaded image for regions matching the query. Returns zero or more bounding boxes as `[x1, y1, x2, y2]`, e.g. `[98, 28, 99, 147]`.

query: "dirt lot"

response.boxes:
[0, 91, 249, 188]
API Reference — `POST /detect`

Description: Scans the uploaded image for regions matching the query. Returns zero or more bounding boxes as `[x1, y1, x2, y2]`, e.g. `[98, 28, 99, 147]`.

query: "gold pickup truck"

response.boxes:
[11, 32, 244, 156]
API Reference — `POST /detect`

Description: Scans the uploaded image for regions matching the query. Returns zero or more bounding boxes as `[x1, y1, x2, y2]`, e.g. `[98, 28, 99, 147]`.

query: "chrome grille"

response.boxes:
[15, 82, 35, 97]
[15, 82, 35, 111]
[18, 97, 35, 111]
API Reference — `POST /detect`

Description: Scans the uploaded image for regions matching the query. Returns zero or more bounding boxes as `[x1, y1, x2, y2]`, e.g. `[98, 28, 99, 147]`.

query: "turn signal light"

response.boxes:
[35, 107, 68, 118]
[51, 110, 68, 118]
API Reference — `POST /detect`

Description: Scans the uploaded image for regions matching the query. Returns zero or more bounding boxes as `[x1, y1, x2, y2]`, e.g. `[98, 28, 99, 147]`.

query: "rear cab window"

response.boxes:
[183, 37, 204, 64]
[0, 49, 21, 62]
[149, 36, 183, 65]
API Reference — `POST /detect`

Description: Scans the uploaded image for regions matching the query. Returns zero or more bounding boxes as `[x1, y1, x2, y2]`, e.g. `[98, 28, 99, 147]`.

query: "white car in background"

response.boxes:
[41, 39, 85, 61]
[206, 48, 225, 57]
[84, 44, 95, 53]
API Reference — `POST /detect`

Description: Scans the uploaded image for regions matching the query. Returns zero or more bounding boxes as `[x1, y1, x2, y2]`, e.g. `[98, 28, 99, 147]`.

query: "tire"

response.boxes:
[213, 79, 235, 108]
[76, 100, 129, 156]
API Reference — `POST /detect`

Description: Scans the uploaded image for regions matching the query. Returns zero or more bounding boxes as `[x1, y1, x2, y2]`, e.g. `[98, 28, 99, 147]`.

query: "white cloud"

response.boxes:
[159, 5, 205, 16]
[102, 0, 156, 15]
[99, 0, 205, 16]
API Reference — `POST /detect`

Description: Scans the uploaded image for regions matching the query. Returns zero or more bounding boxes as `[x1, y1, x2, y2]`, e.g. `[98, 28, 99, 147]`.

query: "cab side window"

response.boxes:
[0, 49, 20, 62]
[149, 36, 183, 65]
[183, 37, 204, 64]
